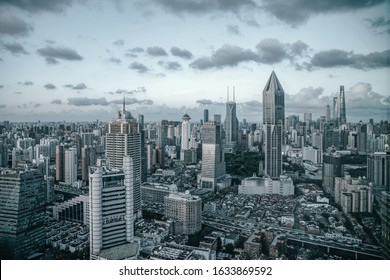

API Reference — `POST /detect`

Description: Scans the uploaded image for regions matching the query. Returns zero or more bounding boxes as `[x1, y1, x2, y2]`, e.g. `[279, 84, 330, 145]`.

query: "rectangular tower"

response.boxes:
[262, 71, 285, 179]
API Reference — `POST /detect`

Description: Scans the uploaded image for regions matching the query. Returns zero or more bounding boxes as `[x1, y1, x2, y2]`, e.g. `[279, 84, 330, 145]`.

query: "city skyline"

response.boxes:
[0, 1, 389, 123]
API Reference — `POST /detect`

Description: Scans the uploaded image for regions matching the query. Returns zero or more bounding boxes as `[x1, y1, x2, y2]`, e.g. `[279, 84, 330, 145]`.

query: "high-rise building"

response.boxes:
[64, 147, 77, 186]
[339, 85, 347, 125]
[81, 146, 96, 182]
[367, 151, 390, 199]
[201, 121, 227, 192]
[89, 157, 138, 260]
[105, 99, 142, 218]
[55, 144, 64, 182]
[0, 169, 46, 259]
[164, 192, 202, 235]
[381, 191, 390, 259]
[224, 87, 239, 153]
[325, 104, 331, 122]
[204, 109, 209, 123]
[323, 151, 342, 197]
[263, 71, 285, 178]
[180, 113, 191, 153]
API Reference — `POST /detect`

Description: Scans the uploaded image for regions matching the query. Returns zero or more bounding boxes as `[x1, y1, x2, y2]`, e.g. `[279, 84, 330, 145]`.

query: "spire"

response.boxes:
[263, 70, 284, 93]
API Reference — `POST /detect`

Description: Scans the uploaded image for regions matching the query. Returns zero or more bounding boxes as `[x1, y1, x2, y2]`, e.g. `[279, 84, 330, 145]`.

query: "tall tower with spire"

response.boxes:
[339, 85, 346, 125]
[224, 86, 239, 153]
[105, 99, 142, 218]
[263, 71, 285, 178]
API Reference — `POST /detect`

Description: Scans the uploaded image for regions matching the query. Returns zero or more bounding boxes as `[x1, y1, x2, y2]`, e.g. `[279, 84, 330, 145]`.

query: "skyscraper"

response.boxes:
[339, 85, 347, 125]
[224, 87, 239, 153]
[204, 109, 209, 123]
[201, 121, 227, 192]
[0, 169, 46, 259]
[64, 147, 77, 186]
[262, 71, 285, 178]
[89, 156, 138, 260]
[367, 151, 390, 199]
[55, 144, 64, 182]
[105, 98, 142, 218]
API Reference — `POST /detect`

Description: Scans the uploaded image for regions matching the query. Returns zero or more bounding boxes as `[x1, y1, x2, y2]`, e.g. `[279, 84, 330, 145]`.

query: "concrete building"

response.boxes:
[89, 156, 138, 260]
[52, 195, 90, 225]
[238, 175, 294, 196]
[381, 191, 390, 259]
[64, 147, 77, 186]
[335, 173, 373, 214]
[141, 182, 177, 204]
[0, 169, 46, 259]
[164, 192, 202, 235]
[263, 71, 285, 178]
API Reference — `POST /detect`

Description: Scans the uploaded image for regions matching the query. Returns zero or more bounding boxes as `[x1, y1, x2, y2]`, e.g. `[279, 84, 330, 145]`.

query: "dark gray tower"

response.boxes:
[224, 87, 239, 153]
[204, 109, 209, 123]
[263, 71, 285, 178]
[339, 85, 346, 125]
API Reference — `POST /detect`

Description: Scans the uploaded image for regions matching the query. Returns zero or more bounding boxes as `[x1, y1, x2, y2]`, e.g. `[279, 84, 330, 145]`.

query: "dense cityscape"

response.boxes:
[0, 71, 389, 260]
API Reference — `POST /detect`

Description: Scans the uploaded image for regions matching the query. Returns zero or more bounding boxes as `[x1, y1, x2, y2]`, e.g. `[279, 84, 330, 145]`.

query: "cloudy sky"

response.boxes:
[0, 0, 389, 123]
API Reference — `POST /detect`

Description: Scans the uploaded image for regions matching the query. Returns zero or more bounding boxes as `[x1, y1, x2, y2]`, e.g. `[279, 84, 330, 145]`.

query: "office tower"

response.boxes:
[339, 85, 347, 125]
[325, 104, 331, 122]
[357, 122, 368, 155]
[322, 151, 342, 197]
[105, 100, 142, 218]
[381, 191, 390, 259]
[157, 120, 169, 149]
[263, 71, 285, 178]
[81, 146, 96, 182]
[89, 156, 138, 260]
[55, 144, 64, 182]
[0, 169, 46, 259]
[322, 122, 335, 151]
[367, 151, 390, 199]
[332, 96, 338, 123]
[213, 114, 221, 124]
[180, 113, 191, 152]
[138, 114, 147, 183]
[204, 109, 209, 123]
[304, 113, 312, 133]
[164, 192, 202, 235]
[0, 140, 8, 167]
[224, 87, 239, 152]
[64, 147, 77, 186]
[201, 121, 226, 192]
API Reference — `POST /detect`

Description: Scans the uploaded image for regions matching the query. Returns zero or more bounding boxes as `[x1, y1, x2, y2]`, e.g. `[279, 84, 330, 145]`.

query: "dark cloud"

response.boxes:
[0, 104, 6, 108]
[2, 42, 28, 55]
[170, 47, 193, 59]
[34, 103, 41, 108]
[290, 40, 309, 56]
[256, 38, 287, 64]
[113, 39, 125, 46]
[261, 0, 385, 26]
[0, 0, 78, 13]
[159, 61, 182, 70]
[308, 49, 390, 70]
[365, 16, 390, 34]
[18, 81, 33, 86]
[190, 44, 258, 70]
[72, 83, 87, 90]
[108, 87, 147, 95]
[196, 99, 213, 105]
[107, 57, 121, 64]
[0, 12, 33, 36]
[63, 83, 87, 90]
[149, 0, 257, 15]
[111, 97, 153, 105]
[37, 46, 83, 63]
[51, 99, 62, 104]
[44, 83, 56, 90]
[129, 62, 150, 73]
[130, 47, 144, 53]
[68, 97, 110, 106]
[146, 46, 168, 56]
[227, 25, 241, 35]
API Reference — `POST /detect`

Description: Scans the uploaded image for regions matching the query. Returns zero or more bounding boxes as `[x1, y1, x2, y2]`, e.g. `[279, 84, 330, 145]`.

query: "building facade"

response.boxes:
[89, 156, 137, 259]
[164, 192, 202, 235]
[262, 71, 285, 178]
[224, 89, 239, 153]
[0, 169, 46, 259]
